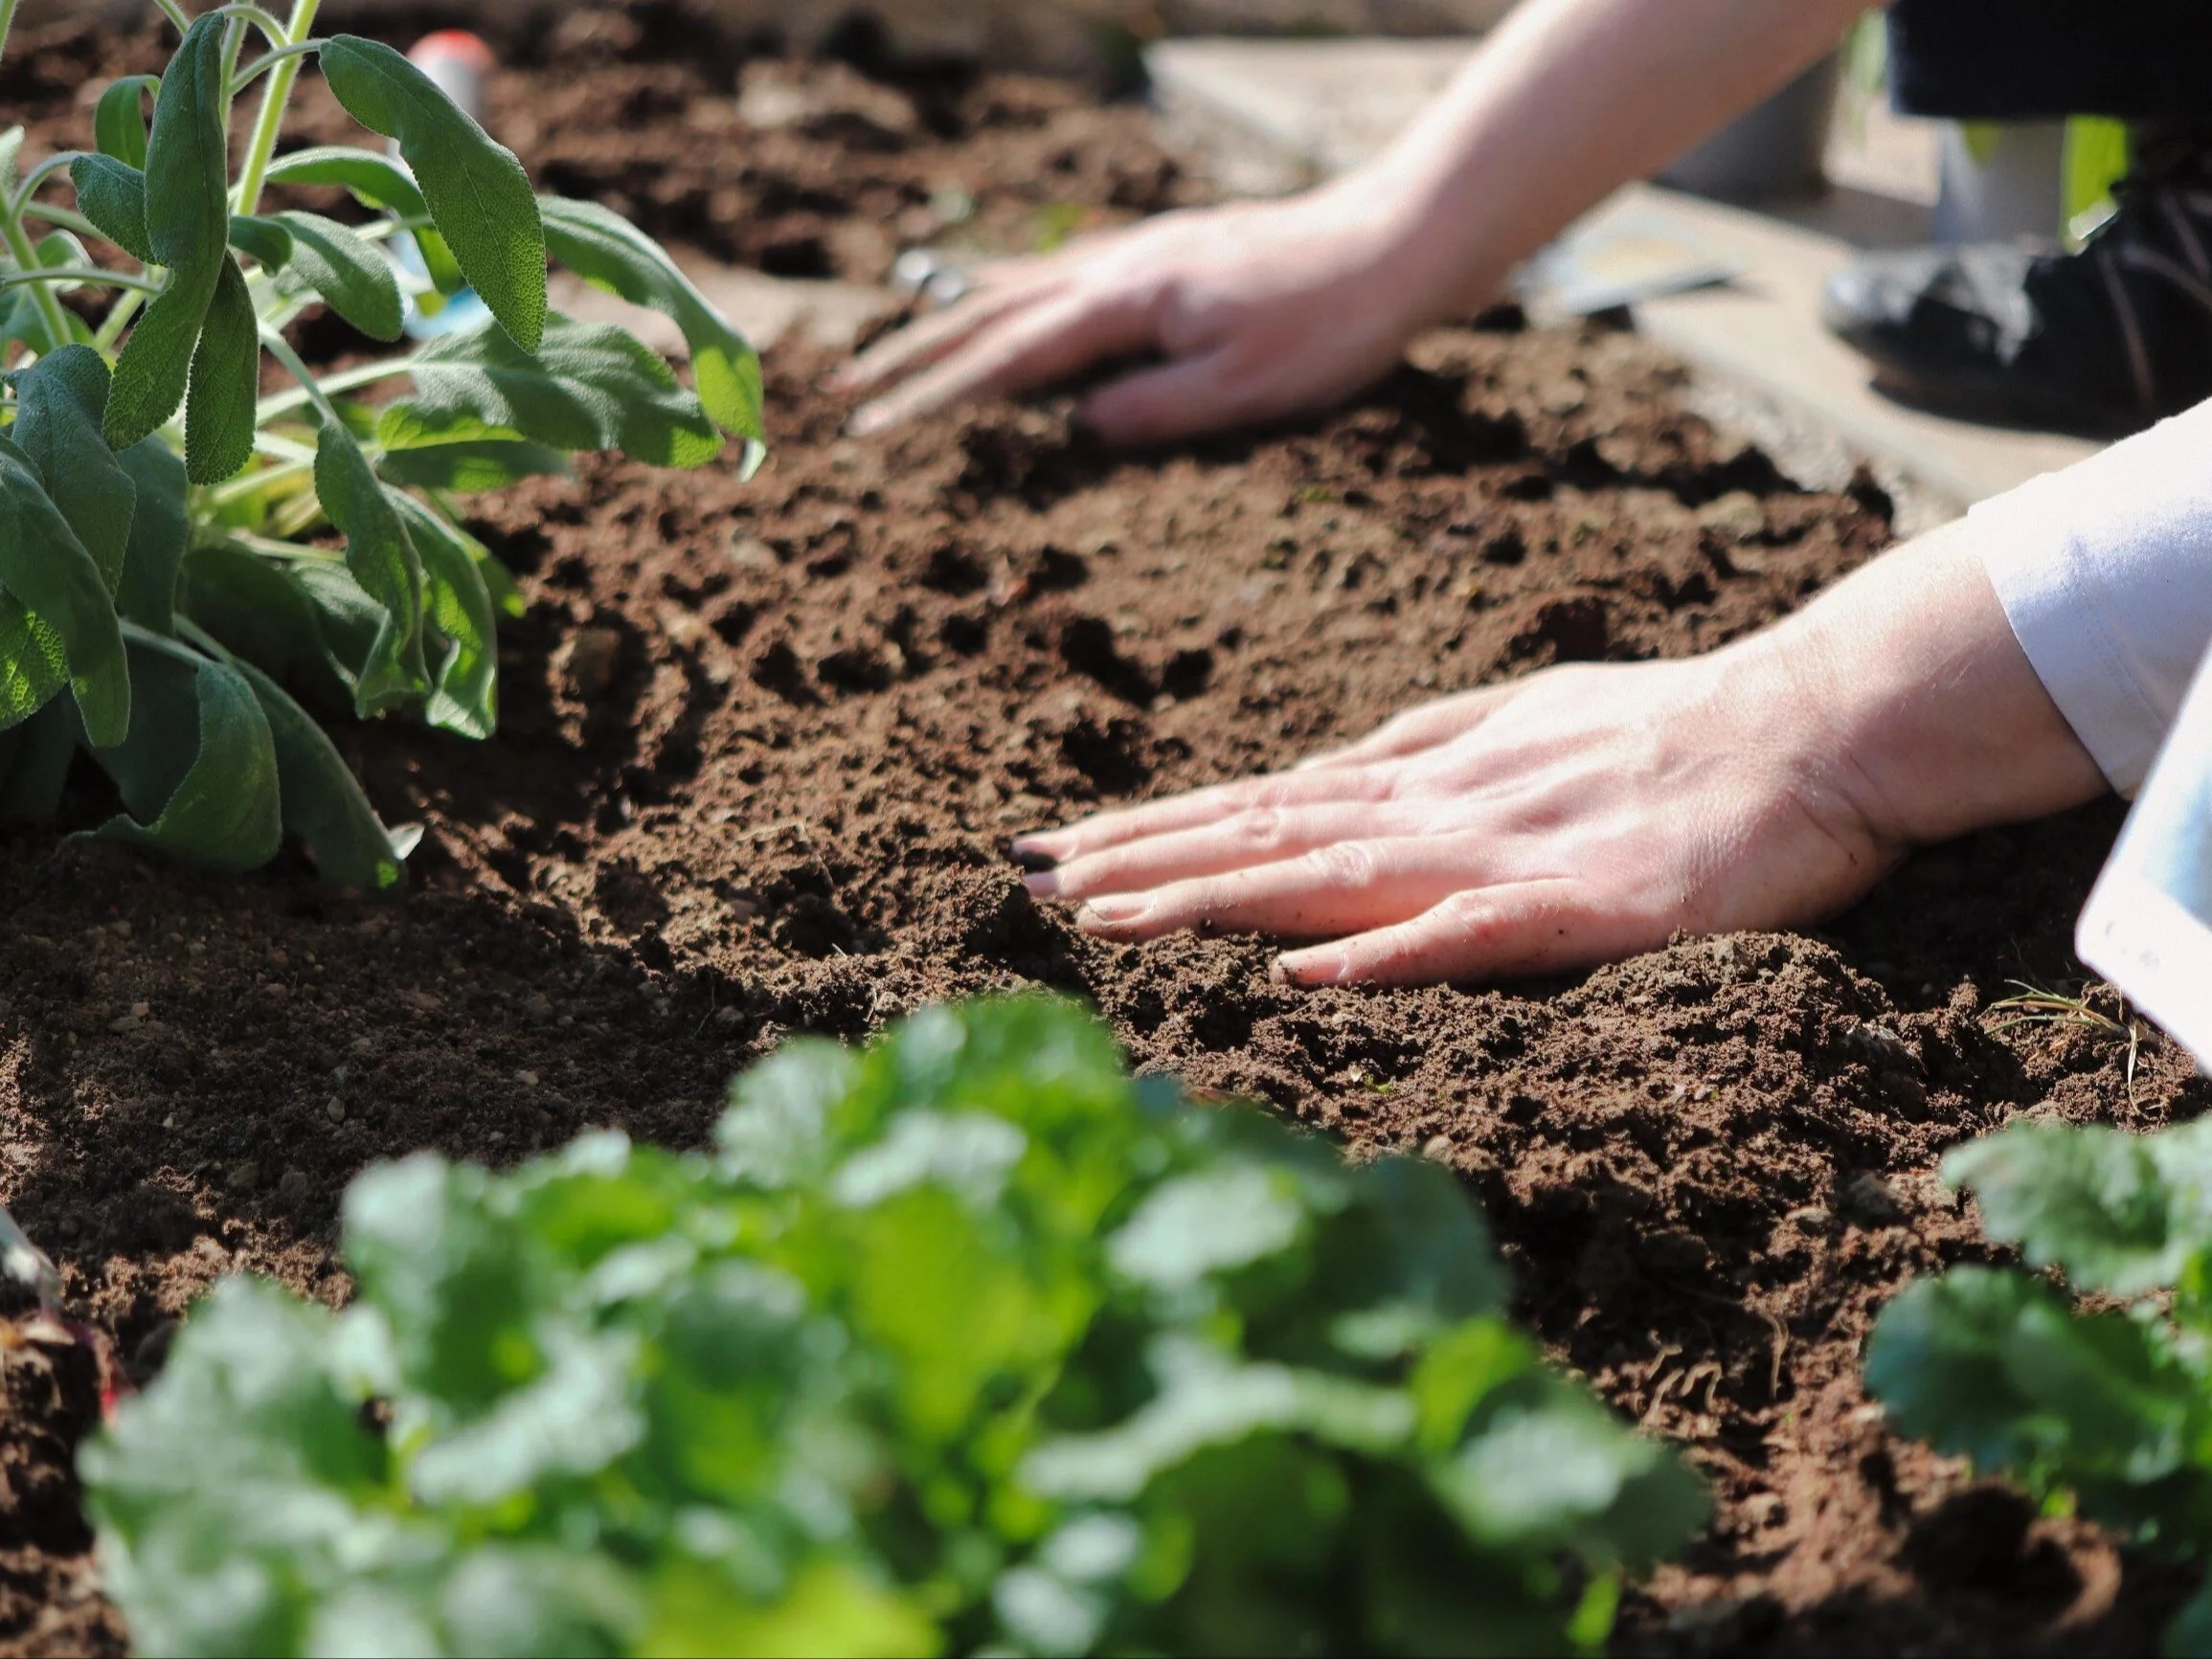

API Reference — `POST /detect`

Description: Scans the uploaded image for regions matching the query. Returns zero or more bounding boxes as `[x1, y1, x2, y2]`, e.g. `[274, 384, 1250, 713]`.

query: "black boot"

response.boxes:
[1822, 128, 2212, 434]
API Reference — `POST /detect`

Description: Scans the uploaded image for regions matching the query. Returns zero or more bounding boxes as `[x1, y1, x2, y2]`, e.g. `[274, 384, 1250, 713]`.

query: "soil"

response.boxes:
[0, 10, 2203, 1657]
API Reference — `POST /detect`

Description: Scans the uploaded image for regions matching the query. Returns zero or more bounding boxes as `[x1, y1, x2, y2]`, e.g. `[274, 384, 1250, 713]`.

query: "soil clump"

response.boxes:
[0, 11, 2198, 1655]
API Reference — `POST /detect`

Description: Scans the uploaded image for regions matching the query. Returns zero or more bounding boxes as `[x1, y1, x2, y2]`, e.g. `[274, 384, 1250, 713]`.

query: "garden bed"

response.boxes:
[0, 10, 2202, 1656]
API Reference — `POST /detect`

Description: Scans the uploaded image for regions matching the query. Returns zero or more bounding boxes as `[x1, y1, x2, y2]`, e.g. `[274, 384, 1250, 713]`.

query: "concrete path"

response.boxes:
[1148, 37, 2103, 520]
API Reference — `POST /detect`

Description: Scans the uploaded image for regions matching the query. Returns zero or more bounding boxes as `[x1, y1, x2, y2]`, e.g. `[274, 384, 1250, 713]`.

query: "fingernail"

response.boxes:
[848, 403, 892, 437]
[1272, 952, 1345, 987]
[1005, 837, 1057, 874]
[1024, 871, 1062, 900]
[1077, 896, 1148, 930]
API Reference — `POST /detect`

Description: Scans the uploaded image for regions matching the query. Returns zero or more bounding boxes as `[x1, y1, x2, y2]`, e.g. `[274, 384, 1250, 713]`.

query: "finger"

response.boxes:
[848, 287, 1160, 437]
[1014, 766, 1394, 867]
[1298, 686, 1511, 771]
[1033, 801, 1423, 902]
[1076, 347, 1250, 448]
[835, 280, 1053, 398]
[1273, 880, 1647, 988]
[1072, 835, 1509, 944]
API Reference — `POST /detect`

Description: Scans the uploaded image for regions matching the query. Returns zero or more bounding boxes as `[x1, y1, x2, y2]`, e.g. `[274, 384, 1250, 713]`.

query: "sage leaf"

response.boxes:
[67, 154, 151, 264]
[94, 75, 156, 168]
[0, 697, 79, 823]
[374, 437, 570, 494]
[232, 656, 410, 891]
[540, 195, 765, 444]
[393, 495, 497, 739]
[184, 254, 259, 485]
[382, 314, 721, 468]
[115, 439, 189, 634]
[0, 437, 129, 746]
[313, 419, 428, 716]
[319, 36, 546, 351]
[226, 212, 293, 271]
[9, 346, 134, 593]
[265, 212, 403, 342]
[262, 146, 428, 218]
[178, 544, 359, 702]
[106, 12, 229, 451]
[88, 634, 280, 872]
[260, 146, 464, 295]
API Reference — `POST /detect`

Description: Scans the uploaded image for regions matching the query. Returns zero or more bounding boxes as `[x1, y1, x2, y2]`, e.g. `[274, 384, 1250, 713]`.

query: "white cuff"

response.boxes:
[1972, 402, 2212, 797]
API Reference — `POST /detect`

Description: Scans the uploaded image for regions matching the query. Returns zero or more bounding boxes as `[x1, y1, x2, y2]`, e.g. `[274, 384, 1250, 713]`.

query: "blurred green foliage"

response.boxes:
[1867, 1117, 2212, 1657]
[83, 997, 1704, 1658]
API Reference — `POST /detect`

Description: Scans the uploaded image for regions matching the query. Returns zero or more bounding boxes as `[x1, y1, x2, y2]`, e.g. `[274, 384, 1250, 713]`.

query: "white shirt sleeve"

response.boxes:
[1973, 400, 2212, 796]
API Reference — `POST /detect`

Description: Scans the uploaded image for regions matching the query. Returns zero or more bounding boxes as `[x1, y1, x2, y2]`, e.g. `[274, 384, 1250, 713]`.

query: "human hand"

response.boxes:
[835, 186, 1448, 447]
[1013, 652, 1892, 986]
[1010, 525, 2109, 987]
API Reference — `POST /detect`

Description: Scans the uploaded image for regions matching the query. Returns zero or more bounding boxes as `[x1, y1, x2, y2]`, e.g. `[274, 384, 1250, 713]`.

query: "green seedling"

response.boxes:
[1867, 1116, 2212, 1657]
[83, 997, 1706, 1658]
[0, 0, 763, 886]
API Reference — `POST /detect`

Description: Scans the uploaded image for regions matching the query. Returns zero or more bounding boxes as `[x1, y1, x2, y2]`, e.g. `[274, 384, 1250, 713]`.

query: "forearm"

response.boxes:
[1759, 519, 2108, 848]
[1346, 0, 1871, 321]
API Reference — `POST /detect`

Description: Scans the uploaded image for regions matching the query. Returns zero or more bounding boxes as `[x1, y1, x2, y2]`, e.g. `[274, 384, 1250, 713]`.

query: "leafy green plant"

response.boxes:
[1866, 1117, 2212, 1655]
[83, 997, 1705, 1658]
[0, 0, 762, 886]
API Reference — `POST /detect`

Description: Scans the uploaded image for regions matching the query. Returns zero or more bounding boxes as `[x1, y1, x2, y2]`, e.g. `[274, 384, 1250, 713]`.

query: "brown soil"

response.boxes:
[0, 11, 2203, 1656]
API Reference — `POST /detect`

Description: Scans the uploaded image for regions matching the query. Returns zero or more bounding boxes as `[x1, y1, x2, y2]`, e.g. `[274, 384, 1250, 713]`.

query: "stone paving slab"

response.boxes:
[1148, 35, 2103, 516]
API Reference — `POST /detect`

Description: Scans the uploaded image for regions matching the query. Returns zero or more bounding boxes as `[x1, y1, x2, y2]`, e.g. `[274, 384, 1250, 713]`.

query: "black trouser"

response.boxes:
[1888, 0, 2212, 121]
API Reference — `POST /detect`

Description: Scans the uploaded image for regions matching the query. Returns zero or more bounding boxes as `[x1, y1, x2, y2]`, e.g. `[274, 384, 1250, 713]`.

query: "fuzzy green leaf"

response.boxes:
[9, 346, 134, 593]
[1944, 1119, 2212, 1298]
[318, 36, 546, 352]
[177, 544, 361, 701]
[392, 496, 497, 740]
[382, 314, 722, 468]
[105, 12, 229, 452]
[67, 154, 151, 264]
[0, 699, 79, 823]
[115, 439, 189, 635]
[226, 213, 292, 271]
[230, 657, 410, 891]
[374, 437, 570, 494]
[313, 420, 427, 717]
[265, 212, 404, 342]
[539, 195, 765, 443]
[183, 255, 259, 485]
[1867, 1267, 2200, 1498]
[93, 76, 156, 168]
[87, 634, 280, 871]
[261, 145, 428, 218]
[0, 437, 129, 746]
[260, 146, 467, 296]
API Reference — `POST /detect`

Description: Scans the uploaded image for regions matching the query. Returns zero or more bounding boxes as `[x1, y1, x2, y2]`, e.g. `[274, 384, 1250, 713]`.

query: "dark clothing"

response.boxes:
[1888, 0, 2212, 122]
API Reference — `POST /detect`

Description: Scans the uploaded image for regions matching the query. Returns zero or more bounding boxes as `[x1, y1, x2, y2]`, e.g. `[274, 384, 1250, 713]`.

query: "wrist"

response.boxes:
[1750, 525, 2108, 851]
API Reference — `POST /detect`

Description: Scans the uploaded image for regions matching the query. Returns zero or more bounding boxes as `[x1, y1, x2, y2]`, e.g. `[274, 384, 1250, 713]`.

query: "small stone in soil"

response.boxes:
[278, 1170, 309, 1205]
[563, 626, 622, 697]
[325, 1097, 345, 1123]
[226, 1162, 260, 1194]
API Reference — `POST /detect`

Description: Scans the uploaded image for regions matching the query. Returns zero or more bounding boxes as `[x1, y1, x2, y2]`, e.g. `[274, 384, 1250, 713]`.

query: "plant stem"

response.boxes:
[2, 214, 73, 349]
[256, 354, 413, 422]
[233, 0, 321, 217]
[152, 0, 192, 35]
[0, 266, 159, 295]
[0, 0, 70, 350]
[93, 288, 146, 353]
[259, 326, 345, 426]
